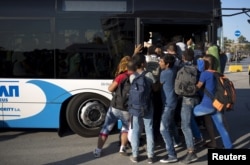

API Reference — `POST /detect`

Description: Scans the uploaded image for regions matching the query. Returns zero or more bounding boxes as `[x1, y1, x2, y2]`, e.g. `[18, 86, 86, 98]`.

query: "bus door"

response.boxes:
[135, 18, 169, 49]
[138, 18, 209, 50]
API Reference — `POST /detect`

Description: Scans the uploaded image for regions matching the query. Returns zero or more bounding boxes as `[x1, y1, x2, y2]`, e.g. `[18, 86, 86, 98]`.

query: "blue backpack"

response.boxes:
[128, 71, 152, 117]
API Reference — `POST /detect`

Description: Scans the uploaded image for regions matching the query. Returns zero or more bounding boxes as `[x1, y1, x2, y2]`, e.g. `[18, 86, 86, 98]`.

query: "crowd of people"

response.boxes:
[93, 36, 232, 164]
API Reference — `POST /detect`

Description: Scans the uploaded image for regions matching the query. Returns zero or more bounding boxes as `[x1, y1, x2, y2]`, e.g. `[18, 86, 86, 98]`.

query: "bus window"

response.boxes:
[56, 16, 112, 79]
[0, 19, 54, 78]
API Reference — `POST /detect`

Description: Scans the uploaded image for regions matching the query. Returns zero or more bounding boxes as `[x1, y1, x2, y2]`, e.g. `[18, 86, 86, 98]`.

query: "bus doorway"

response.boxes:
[139, 19, 208, 52]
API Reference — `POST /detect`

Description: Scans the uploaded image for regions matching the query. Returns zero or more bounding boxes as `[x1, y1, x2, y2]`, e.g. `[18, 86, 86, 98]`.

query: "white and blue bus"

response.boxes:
[0, 0, 223, 137]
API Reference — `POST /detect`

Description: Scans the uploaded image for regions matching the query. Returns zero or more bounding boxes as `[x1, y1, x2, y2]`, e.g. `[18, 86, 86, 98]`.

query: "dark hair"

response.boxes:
[166, 42, 177, 52]
[132, 53, 146, 69]
[203, 54, 216, 70]
[183, 48, 194, 62]
[160, 54, 176, 68]
[127, 60, 136, 72]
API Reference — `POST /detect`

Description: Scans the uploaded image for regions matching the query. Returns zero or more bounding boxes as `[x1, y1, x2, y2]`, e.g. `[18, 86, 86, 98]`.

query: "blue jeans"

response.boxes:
[160, 106, 177, 157]
[171, 122, 181, 145]
[130, 107, 154, 158]
[181, 97, 201, 150]
[194, 104, 233, 149]
[100, 107, 130, 135]
[180, 96, 201, 150]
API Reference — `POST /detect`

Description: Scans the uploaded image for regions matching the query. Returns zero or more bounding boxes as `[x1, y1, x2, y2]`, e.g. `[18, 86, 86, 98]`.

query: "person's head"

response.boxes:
[115, 55, 132, 77]
[126, 60, 136, 73]
[155, 46, 162, 56]
[203, 54, 216, 70]
[132, 53, 146, 70]
[159, 54, 176, 70]
[155, 44, 163, 56]
[165, 42, 177, 54]
[182, 48, 194, 62]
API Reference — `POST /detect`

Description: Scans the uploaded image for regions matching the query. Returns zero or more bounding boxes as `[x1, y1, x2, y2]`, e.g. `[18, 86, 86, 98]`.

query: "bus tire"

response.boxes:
[66, 93, 110, 137]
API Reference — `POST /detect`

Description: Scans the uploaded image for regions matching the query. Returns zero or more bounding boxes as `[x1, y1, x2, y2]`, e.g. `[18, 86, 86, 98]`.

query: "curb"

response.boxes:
[228, 65, 243, 72]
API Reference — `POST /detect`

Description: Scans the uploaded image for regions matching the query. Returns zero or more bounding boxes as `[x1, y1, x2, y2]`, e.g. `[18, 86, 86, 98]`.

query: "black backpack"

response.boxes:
[110, 73, 131, 111]
[204, 71, 236, 112]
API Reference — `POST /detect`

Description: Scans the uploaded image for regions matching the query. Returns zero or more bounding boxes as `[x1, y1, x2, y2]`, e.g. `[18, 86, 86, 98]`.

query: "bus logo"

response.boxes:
[0, 86, 19, 97]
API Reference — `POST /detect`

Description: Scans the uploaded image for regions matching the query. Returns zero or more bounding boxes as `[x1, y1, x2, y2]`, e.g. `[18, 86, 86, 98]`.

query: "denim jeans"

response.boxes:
[194, 104, 233, 149]
[100, 107, 130, 135]
[180, 96, 200, 150]
[160, 106, 177, 157]
[171, 122, 181, 145]
[131, 107, 154, 158]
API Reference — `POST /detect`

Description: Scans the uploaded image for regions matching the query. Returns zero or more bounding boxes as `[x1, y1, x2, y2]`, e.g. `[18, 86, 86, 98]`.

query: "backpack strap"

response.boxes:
[204, 70, 217, 100]
[113, 72, 129, 92]
[124, 72, 130, 79]
[141, 71, 148, 77]
[139, 71, 148, 77]
[204, 88, 214, 100]
[133, 71, 147, 82]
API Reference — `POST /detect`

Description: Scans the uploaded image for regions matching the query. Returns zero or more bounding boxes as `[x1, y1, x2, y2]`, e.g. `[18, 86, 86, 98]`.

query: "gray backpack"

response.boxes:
[174, 65, 198, 96]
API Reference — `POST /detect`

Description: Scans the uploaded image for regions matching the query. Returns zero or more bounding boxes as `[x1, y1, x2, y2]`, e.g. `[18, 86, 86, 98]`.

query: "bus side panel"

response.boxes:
[0, 103, 3, 127]
[2, 103, 61, 128]
[0, 79, 112, 129]
[0, 79, 71, 127]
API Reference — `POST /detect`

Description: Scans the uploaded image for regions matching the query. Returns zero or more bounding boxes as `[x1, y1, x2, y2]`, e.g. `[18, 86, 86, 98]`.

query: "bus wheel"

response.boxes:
[66, 93, 109, 137]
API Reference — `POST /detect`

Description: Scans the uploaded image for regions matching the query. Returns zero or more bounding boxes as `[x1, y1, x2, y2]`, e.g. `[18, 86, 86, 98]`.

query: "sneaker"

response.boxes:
[119, 147, 127, 156]
[147, 157, 154, 164]
[174, 142, 182, 148]
[160, 156, 178, 163]
[93, 148, 101, 158]
[130, 156, 138, 163]
[180, 152, 198, 164]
